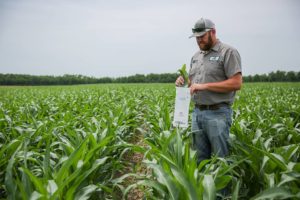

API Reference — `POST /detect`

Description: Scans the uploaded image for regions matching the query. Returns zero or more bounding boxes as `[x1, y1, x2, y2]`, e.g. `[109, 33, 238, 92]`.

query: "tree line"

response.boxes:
[243, 70, 300, 82]
[0, 73, 178, 85]
[0, 70, 299, 85]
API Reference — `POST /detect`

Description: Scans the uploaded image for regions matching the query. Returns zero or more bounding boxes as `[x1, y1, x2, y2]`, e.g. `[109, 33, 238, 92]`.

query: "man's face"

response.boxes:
[196, 31, 213, 51]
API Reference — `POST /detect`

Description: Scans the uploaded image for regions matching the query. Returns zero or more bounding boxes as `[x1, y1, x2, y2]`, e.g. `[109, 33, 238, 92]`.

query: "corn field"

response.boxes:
[0, 83, 300, 200]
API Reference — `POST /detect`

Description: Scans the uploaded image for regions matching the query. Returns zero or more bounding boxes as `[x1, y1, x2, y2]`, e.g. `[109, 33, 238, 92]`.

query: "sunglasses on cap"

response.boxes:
[192, 28, 212, 33]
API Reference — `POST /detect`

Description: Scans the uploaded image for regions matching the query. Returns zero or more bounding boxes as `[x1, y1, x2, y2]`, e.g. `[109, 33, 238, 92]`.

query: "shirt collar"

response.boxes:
[200, 39, 221, 54]
[211, 39, 221, 52]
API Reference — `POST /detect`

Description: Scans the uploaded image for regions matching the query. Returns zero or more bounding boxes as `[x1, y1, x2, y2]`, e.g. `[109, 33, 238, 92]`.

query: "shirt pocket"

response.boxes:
[207, 64, 224, 75]
[206, 57, 225, 77]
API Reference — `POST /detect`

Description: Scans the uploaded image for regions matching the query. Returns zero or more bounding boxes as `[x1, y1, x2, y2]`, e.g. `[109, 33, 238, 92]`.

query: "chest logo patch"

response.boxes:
[209, 56, 220, 61]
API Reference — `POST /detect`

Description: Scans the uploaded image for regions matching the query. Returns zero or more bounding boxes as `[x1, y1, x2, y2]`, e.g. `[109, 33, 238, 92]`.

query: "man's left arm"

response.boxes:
[190, 72, 242, 94]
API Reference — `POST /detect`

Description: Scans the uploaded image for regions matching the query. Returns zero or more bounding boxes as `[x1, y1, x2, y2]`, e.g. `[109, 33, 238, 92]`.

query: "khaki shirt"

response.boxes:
[189, 40, 242, 105]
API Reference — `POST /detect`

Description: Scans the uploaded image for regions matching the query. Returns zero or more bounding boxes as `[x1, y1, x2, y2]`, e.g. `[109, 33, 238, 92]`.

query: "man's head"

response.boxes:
[189, 18, 217, 51]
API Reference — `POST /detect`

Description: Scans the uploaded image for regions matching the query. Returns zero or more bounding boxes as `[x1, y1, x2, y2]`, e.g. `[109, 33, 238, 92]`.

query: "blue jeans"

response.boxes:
[191, 106, 232, 164]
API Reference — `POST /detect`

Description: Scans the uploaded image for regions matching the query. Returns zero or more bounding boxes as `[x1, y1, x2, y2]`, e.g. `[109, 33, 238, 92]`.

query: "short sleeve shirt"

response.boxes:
[189, 40, 242, 105]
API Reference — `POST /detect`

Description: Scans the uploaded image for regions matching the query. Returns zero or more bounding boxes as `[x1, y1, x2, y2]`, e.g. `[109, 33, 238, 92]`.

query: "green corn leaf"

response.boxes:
[202, 174, 216, 200]
[30, 191, 42, 200]
[214, 175, 232, 190]
[46, 180, 58, 196]
[177, 64, 189, 87]
[248, 144, 288, 171]
[15, 173, 30, 200]
[74, 185, 98, 200]
[231, 179, 240, 200]
[124, 180, 167, 199]
[43, 135, 51, 179]
[278, 144, 299, 161]
[5, 141, 21, 200]
[55, 136, 89, 187]
[21, 167, 47, 196]
[146, 163, 179, 200]
[52, 134, 112, 199]
[176, 129, 183, 169]
[278, 173, 298, 187]
[65, 157, 109, 200]
[250, 187, 296, 200]
[171, 166, 200, 200]
[20, 168, 32, 199]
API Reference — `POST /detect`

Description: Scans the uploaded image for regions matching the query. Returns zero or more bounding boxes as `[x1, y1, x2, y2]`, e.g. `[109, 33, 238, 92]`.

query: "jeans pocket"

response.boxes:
[207, 117, 227, 137]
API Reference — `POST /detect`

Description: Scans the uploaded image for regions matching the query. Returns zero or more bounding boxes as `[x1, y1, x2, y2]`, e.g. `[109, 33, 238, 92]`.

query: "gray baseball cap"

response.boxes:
[189, 18, 215, 38]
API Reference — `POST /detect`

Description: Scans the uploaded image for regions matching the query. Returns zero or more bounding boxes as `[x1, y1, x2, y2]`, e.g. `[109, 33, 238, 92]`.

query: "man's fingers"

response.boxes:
[190, 85, 195, 94]
[175, 76, 184, 86]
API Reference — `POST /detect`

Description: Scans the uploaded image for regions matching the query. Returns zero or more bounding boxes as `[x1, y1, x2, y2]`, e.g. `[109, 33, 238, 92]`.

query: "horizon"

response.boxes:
[1, 69, 299, 79]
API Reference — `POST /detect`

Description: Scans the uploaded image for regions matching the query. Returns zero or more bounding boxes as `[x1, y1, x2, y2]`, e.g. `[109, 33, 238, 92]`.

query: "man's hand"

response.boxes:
[190, 83, 207, 94]
[189, 73, 242, 94]
[175, 76, 185, 87]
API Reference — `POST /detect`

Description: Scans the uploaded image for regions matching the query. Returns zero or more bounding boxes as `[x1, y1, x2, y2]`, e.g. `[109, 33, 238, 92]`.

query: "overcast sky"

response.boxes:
[0, 0, 299, 77]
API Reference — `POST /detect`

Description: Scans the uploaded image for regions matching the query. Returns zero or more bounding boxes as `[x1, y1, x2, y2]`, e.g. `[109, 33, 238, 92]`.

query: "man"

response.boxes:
[175, 18, 242, 163]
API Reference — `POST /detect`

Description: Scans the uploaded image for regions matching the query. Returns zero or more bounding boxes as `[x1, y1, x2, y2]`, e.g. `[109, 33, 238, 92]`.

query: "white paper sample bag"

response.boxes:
[173, 87, 191, 128]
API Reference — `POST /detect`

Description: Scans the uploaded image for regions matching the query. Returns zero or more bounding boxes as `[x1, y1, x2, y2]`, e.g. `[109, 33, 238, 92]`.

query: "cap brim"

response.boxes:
[188, 30, 209, 39]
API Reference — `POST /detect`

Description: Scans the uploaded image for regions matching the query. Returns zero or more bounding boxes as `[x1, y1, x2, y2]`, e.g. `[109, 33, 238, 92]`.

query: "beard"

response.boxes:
[199, 33, 213, 51]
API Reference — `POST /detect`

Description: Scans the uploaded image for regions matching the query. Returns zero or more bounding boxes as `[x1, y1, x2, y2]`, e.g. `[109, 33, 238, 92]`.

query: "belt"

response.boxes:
[195, 103, 229, 110]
